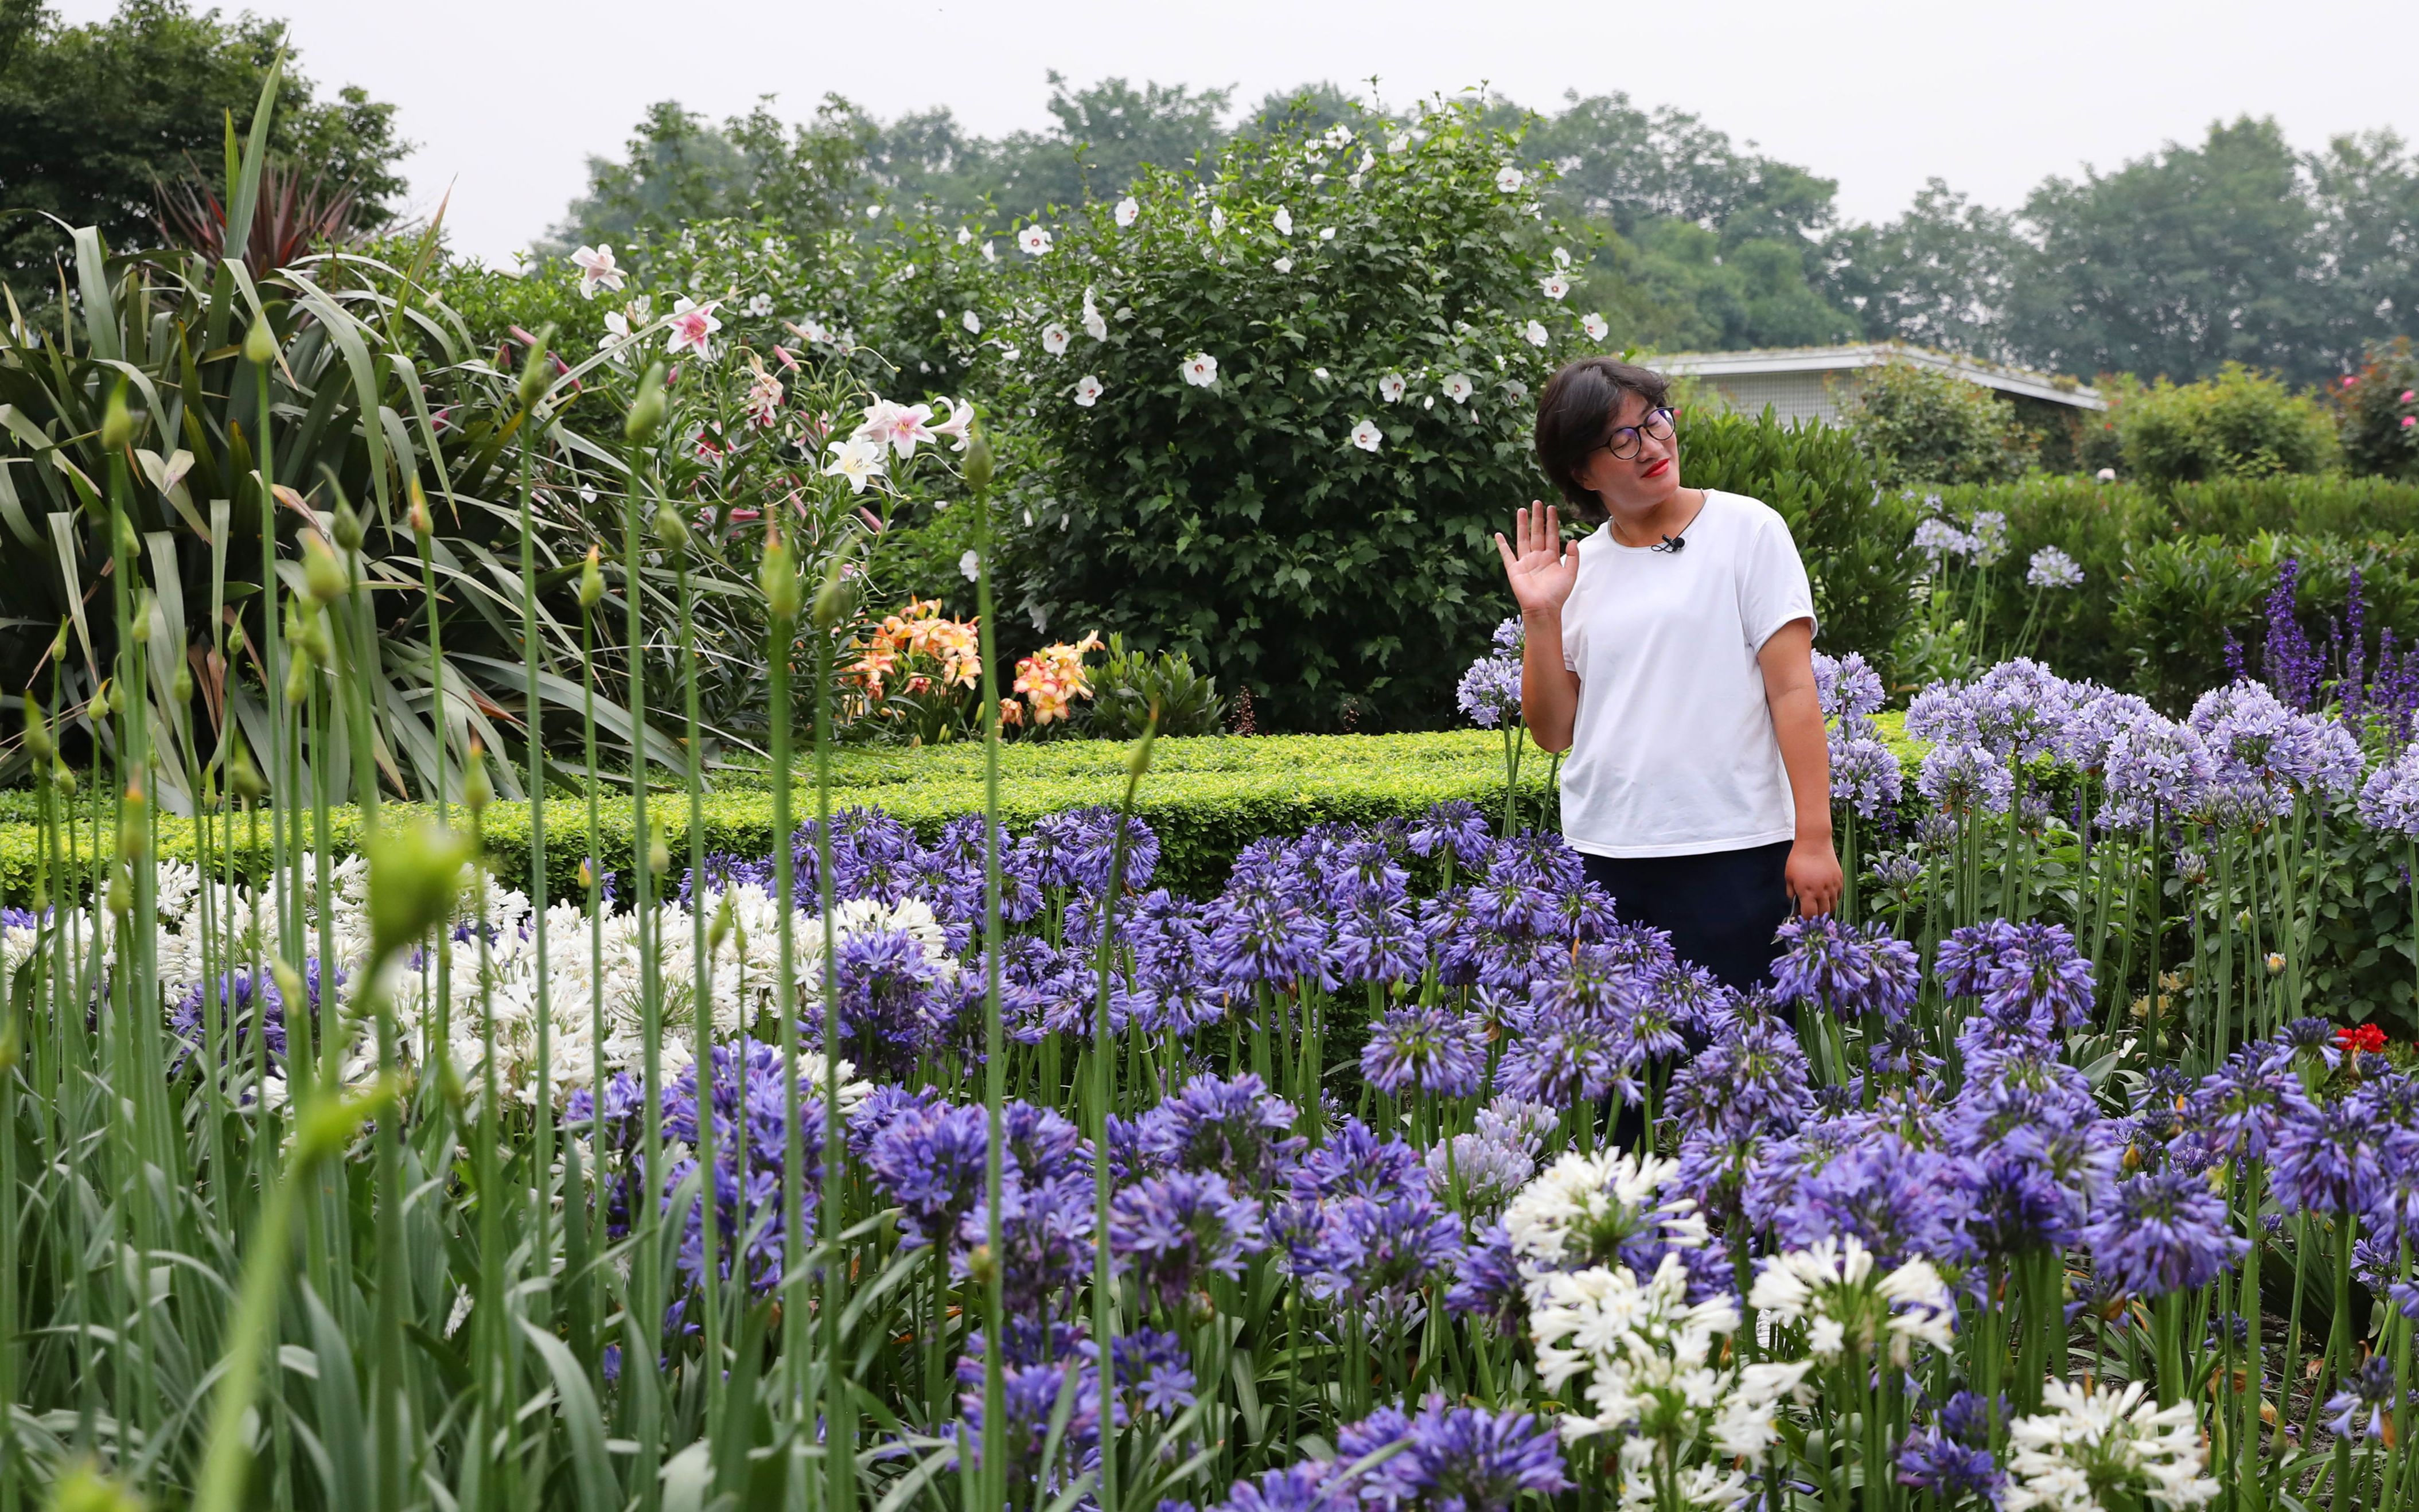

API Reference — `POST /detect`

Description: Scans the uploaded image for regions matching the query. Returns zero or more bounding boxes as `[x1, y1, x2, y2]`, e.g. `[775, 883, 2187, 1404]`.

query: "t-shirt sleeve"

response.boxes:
[1739, 506, 1816, 651]
[1561, 564, 1586, 672]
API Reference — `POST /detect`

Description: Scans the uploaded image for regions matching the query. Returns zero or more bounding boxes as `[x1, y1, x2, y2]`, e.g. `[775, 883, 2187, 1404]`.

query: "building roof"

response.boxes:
[1650, 342, 2105, 411]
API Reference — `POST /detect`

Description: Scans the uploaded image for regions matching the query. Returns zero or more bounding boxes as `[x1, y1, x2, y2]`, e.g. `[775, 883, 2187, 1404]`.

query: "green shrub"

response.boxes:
[1088, 636, 1226, 738]
[998, 102, 1586, 732]
[1678, 407, 1922, 686]
[2328, 338, 2419, 481]
[2116, 363, 2338, 486]
[1840, 361, 2040, 488]
[2165, 473, 2419, 538]
[1927, 477, 2165, 687]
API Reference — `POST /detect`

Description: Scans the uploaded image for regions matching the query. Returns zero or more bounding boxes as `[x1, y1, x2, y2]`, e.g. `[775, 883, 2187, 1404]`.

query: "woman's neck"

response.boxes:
[1606, 488, 1706, 548]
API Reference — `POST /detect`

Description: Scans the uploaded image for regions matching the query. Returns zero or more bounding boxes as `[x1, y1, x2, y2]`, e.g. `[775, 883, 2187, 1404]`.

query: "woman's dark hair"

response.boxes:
[1533, 357, 1672, 524]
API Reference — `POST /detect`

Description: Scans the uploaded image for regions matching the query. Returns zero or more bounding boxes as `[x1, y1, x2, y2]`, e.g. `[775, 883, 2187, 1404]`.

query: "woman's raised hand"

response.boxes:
[1493, 500, 1581, 618]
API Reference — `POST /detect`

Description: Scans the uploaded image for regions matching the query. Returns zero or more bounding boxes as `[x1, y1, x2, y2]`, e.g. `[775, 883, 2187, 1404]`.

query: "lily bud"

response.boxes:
[963, 424, 995, 495]
[100, 383, 134, 451]
[332, 500, 365, 553]
[759, 534, 801, 621]
[579, 545, 605, 609]
[624, 364, 668, 445]
[244, 314, 277, 367]
[302, 533, 348, 605]
[21, 696, 52, 761]
[517, 324, 557, 413]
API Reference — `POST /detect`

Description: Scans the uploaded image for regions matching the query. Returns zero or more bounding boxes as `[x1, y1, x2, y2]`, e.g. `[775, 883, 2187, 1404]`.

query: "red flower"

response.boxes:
[2336, 1023, 2387, 1054]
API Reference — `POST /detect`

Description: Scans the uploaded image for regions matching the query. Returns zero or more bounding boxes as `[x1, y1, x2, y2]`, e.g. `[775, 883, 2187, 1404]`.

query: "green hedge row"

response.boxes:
[2, 732, 1559, 903]
[2, 722, 1925, 905]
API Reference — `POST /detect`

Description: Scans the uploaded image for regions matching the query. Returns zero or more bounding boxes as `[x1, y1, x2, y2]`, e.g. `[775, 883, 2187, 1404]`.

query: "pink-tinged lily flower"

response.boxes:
[665, 298, 722, 359]
[570, 244, 625, 299]
[854, 399, 936, 458]
[930, 398, 976, 453]
[823, 438, 885, 494]
[772, 344, 798, 371]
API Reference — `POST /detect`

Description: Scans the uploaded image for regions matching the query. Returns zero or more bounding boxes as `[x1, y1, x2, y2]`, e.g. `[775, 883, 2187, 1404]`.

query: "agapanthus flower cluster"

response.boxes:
[2001, 1379, 2218, 1512]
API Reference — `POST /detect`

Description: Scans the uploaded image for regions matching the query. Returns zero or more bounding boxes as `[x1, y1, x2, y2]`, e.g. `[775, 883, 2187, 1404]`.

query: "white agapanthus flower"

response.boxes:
[1181, 352, 1219, 387]
[1115, 196, 1140, 228]
[1746, 1236, 1957, 1367]
[1503, 1150, 1708, 1276]
[1379, 373, 1408, 404]
[1041, 323, 1072, 355]
[1073, 375, 1104, 408]
[1350, 419, 1383, 452]
[2003, 1379, 2219, 1512]
[2027, 545, 2084, 589]
[1017, 225, 1051, 255]
[1912, 519, 1976, 559]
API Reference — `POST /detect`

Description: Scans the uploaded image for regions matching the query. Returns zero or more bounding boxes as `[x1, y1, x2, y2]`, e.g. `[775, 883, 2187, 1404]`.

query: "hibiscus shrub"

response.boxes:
[994, 101, 1603, 731]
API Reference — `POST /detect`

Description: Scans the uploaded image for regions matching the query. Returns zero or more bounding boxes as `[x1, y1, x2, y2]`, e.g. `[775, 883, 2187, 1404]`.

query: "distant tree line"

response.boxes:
[552, 81, 2419, 390]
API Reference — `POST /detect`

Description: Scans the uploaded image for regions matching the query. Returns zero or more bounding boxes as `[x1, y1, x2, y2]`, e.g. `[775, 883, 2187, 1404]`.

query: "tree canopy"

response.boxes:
[0, 0, 407, 297]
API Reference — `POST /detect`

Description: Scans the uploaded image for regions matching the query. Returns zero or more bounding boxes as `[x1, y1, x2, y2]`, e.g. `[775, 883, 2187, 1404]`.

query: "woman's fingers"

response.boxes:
[1493, 532, 1519, 575]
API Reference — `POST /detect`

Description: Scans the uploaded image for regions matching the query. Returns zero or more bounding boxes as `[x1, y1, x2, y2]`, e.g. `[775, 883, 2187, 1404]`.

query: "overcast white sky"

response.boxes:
[56, 0, 2419, 265]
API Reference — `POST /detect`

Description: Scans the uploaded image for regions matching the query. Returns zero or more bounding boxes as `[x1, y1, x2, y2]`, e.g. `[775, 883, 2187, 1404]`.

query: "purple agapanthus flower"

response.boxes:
[1771, 915, 1921, 1020]
[1111, 1170, 1268, 1307]
[2082, 1170, 2248, 1299]
[1362, 1004, 1488, 1097]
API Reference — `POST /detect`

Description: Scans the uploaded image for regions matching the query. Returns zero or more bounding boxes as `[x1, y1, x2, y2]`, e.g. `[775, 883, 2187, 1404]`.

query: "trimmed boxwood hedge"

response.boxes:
[0, 722, 1921, 904]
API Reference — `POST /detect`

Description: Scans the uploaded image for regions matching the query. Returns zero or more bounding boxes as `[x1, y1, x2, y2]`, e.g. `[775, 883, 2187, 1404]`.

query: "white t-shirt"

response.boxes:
[1556, 490, 1815, 859]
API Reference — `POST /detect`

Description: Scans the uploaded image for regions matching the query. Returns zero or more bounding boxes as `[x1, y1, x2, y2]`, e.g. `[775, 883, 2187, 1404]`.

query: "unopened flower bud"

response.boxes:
[49, 622, 69, 663]
[106, 870, 131, 918]
[648, 837, 670, 879]
[963, 425, 995, 494]
[367, 821, 476, 968]
[228, 743, 266, 802]
[517, 324, 557, 412]
[813, 556, 854, 631]
[303, 533, 348, 605]
[171, 663, 192, 704]
[408, 479, 434, 539]
[100, 384, 134, 450]
[285, 655, 312, 705]
[966, 1244, 998, 1288]
[708, 889, 735, 956]
[333, 500, 365, 553]
[129, 599, 152, 644]
[52, 762, 76, 797]
[759, 535, 801, 621]
[244, 314, 278, 367]
[117, 783, 147, 862]
[579, 546, 605, 609]
[653, 504, 688, 552]
[463, 743, 493, 816]
[271, 960, 304, 1012]
[21, 696, 52, 761]
[624, 364, 668, 445]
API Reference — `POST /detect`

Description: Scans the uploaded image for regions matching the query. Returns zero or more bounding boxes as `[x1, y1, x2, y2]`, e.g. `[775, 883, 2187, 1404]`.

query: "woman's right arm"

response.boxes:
[1493, 499, 1583, 754]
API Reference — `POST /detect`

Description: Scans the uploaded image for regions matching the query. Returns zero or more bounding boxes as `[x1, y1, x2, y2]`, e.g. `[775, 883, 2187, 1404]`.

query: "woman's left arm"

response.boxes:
[1756, 618, 1843, 917]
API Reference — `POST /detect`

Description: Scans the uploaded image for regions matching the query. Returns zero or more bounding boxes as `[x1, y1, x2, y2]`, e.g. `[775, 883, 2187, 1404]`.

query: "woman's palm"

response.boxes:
[1495, 500, 1579, 615]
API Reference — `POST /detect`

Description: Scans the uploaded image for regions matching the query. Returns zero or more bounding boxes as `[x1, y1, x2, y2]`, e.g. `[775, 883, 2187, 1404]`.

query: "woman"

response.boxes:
[1495, 356, 1840, 989]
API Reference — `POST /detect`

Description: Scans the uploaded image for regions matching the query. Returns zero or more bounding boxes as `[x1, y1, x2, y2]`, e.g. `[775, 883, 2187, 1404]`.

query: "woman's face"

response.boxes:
[1572, 389, 1682, 516]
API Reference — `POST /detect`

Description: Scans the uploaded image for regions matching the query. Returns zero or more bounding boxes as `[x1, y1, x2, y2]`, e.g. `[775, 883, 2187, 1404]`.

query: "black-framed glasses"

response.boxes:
[1597, 407, 1676, 461]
